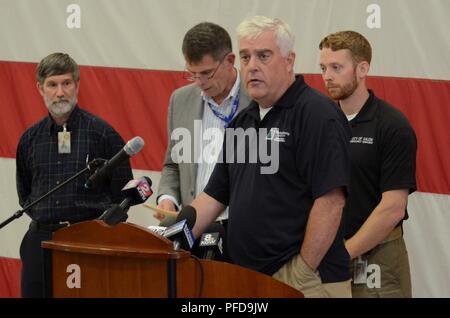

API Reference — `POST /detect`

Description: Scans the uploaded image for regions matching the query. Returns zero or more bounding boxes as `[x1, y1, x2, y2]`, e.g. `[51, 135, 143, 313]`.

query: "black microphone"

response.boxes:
[119, 176, 153, 210]
[98, 205, 127, 226]
[162, 205, 196, 250]
[163, 219, 195, 251]
[198, 223, 225, 260]
[85, 136, 144, 189]
[99, 176, 153, 226]
[175, 205, 197, 228]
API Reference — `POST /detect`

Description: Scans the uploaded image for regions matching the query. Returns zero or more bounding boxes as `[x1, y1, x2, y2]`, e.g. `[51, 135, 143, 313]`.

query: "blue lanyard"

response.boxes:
[207, 86, 240, 128]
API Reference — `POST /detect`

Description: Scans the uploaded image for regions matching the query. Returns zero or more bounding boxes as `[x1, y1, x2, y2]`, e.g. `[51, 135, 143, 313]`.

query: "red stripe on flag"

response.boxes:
[0, 61, 189, 171]
[1, 61, 449, 195]
[306, 75, 450, 196]
[0, 257, 21, 298]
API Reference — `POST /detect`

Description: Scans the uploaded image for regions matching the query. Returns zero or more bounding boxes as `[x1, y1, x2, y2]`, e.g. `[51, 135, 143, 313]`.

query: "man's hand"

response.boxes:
[345, 189, 408, 259]
[155, 199, 177, 221]
[300, 187, 345, 270]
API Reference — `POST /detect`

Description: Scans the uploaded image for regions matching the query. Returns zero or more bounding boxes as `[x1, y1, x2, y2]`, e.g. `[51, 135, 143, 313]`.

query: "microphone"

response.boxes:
[147, 225, 167, 236]
[98, 205, 127, 226]
[163, 219, 195, 251]
[175, 205, 197, 228]
[85, 136, 144, 189]
[119, 176, 153, 210]
[162, 205, 197, 250]
[99, 176, 153, 226]
[198, 223, 225, 260]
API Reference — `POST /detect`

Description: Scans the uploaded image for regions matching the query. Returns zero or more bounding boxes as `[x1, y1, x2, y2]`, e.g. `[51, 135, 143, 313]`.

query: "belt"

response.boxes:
[30, 220, 70, 232]
[380, 226, 403, 244]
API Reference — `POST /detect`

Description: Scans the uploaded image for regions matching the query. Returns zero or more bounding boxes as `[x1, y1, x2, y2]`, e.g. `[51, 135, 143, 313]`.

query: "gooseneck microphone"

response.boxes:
[85, 136, 144, 189]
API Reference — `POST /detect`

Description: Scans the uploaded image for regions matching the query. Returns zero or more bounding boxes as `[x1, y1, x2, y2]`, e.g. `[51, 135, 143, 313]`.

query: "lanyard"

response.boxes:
[206, 86, 240, 128]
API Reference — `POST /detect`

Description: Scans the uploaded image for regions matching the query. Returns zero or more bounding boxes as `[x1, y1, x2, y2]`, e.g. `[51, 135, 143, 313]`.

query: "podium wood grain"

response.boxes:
[42, 220, 303, 298]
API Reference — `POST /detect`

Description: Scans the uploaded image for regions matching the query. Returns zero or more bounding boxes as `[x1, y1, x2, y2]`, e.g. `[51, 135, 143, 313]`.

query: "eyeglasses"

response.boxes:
[183, 52, 230, 82]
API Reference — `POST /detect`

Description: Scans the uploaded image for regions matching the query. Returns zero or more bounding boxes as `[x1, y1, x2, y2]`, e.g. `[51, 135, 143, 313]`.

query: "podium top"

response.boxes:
[42, 220, 189, 260]
[42, 220, 304, 298]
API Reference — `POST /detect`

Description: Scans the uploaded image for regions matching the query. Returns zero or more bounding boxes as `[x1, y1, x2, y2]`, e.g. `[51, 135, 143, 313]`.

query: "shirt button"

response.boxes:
[56, 181, 60, 185]
[56, 201, 59, 205]
[57, 161, 61, 164]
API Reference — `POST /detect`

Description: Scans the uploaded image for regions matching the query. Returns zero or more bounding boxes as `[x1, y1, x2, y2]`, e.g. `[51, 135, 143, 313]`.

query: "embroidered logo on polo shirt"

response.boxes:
[266, 128, 290, 142]
[350, 136, 374, 144]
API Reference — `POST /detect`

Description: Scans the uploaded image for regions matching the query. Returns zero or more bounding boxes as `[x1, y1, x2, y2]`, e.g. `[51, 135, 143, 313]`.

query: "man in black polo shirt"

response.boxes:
[319, 31, 417, 297]
[187, 16, 352, 297]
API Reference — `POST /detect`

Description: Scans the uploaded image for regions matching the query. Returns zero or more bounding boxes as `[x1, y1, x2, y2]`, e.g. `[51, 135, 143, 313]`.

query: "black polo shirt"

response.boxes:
[204, 76, 352, 283]
[344, 90, 417, 238]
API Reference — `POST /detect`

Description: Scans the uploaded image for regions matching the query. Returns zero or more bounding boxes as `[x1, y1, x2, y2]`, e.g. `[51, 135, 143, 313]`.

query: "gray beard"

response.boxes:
[45, 96, 77, 118]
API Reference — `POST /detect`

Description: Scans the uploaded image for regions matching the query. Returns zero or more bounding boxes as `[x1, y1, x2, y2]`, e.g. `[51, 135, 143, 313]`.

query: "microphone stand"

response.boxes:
[0, 158, 107, 229]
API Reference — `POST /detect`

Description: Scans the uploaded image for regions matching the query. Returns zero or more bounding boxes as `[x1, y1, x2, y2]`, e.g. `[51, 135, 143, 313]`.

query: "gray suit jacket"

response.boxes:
[157, 82, 251, 223]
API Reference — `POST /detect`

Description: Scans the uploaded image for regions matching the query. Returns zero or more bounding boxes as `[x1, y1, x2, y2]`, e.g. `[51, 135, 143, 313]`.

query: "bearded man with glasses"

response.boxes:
[155, 22, 251, 261]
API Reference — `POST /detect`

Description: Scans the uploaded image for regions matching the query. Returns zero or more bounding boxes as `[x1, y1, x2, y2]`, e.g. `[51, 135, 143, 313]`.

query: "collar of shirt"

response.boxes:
[245, 75, 307, 122]
[346, 113, 358, 121]
[351, 90, 376, 123]
[338, 90, 375, 124]
[259, 105, 273, 120]
[274, 74, 307, 109]
[201, 69, 241, 108]
[45, 105, 81, 135]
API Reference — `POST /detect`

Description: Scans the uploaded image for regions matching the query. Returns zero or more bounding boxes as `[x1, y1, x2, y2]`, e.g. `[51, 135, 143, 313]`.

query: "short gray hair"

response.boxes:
[236, 16, 295, 57]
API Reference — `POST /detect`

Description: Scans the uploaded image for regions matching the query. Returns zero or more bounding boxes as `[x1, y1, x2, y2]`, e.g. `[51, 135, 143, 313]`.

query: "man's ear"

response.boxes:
[225, 52, 236, 67]
[286, 51, 296, 70]
[357, 61, 370, 79]
[36, 82, 44, 97]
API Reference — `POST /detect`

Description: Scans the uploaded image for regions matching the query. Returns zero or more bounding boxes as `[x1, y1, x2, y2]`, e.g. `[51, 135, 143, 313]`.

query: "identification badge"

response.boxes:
[58, 124, 71, 154]
[353, 255, 368, 284]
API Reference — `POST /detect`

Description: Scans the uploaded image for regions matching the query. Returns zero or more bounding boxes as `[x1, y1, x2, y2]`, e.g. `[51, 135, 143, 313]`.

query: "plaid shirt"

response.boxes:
[16, 106, 133, 223]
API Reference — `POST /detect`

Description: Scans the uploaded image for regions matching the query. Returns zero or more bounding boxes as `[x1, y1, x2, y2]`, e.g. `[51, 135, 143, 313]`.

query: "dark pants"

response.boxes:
[19, 224, 52, 298]
[20, 221, 68, 298]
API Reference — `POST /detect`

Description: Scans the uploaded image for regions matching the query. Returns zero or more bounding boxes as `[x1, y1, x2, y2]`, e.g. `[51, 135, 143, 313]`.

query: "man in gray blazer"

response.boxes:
[156, 22, 251, 237]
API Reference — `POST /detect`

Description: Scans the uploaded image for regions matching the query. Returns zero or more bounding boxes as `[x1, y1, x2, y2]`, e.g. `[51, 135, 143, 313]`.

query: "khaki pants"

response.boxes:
[273, 254, 352, 298]
[351, 233, 412, 298]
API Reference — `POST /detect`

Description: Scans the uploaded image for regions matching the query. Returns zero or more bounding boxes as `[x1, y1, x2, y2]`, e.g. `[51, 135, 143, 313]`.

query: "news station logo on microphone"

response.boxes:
[199, 232, 223, 259]
[164, 219, 195, 251]
[99, 176, 153, 226]
[122, 177, 153, 202]
[200, 233, 222, 248]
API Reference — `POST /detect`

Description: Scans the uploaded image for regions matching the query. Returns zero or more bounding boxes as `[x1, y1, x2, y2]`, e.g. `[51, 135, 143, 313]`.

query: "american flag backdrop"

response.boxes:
[0, 0, 449, 297]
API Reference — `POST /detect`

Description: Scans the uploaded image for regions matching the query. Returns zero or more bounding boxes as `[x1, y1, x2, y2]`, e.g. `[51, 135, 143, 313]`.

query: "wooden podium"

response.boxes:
[41, 220, 303, 298]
